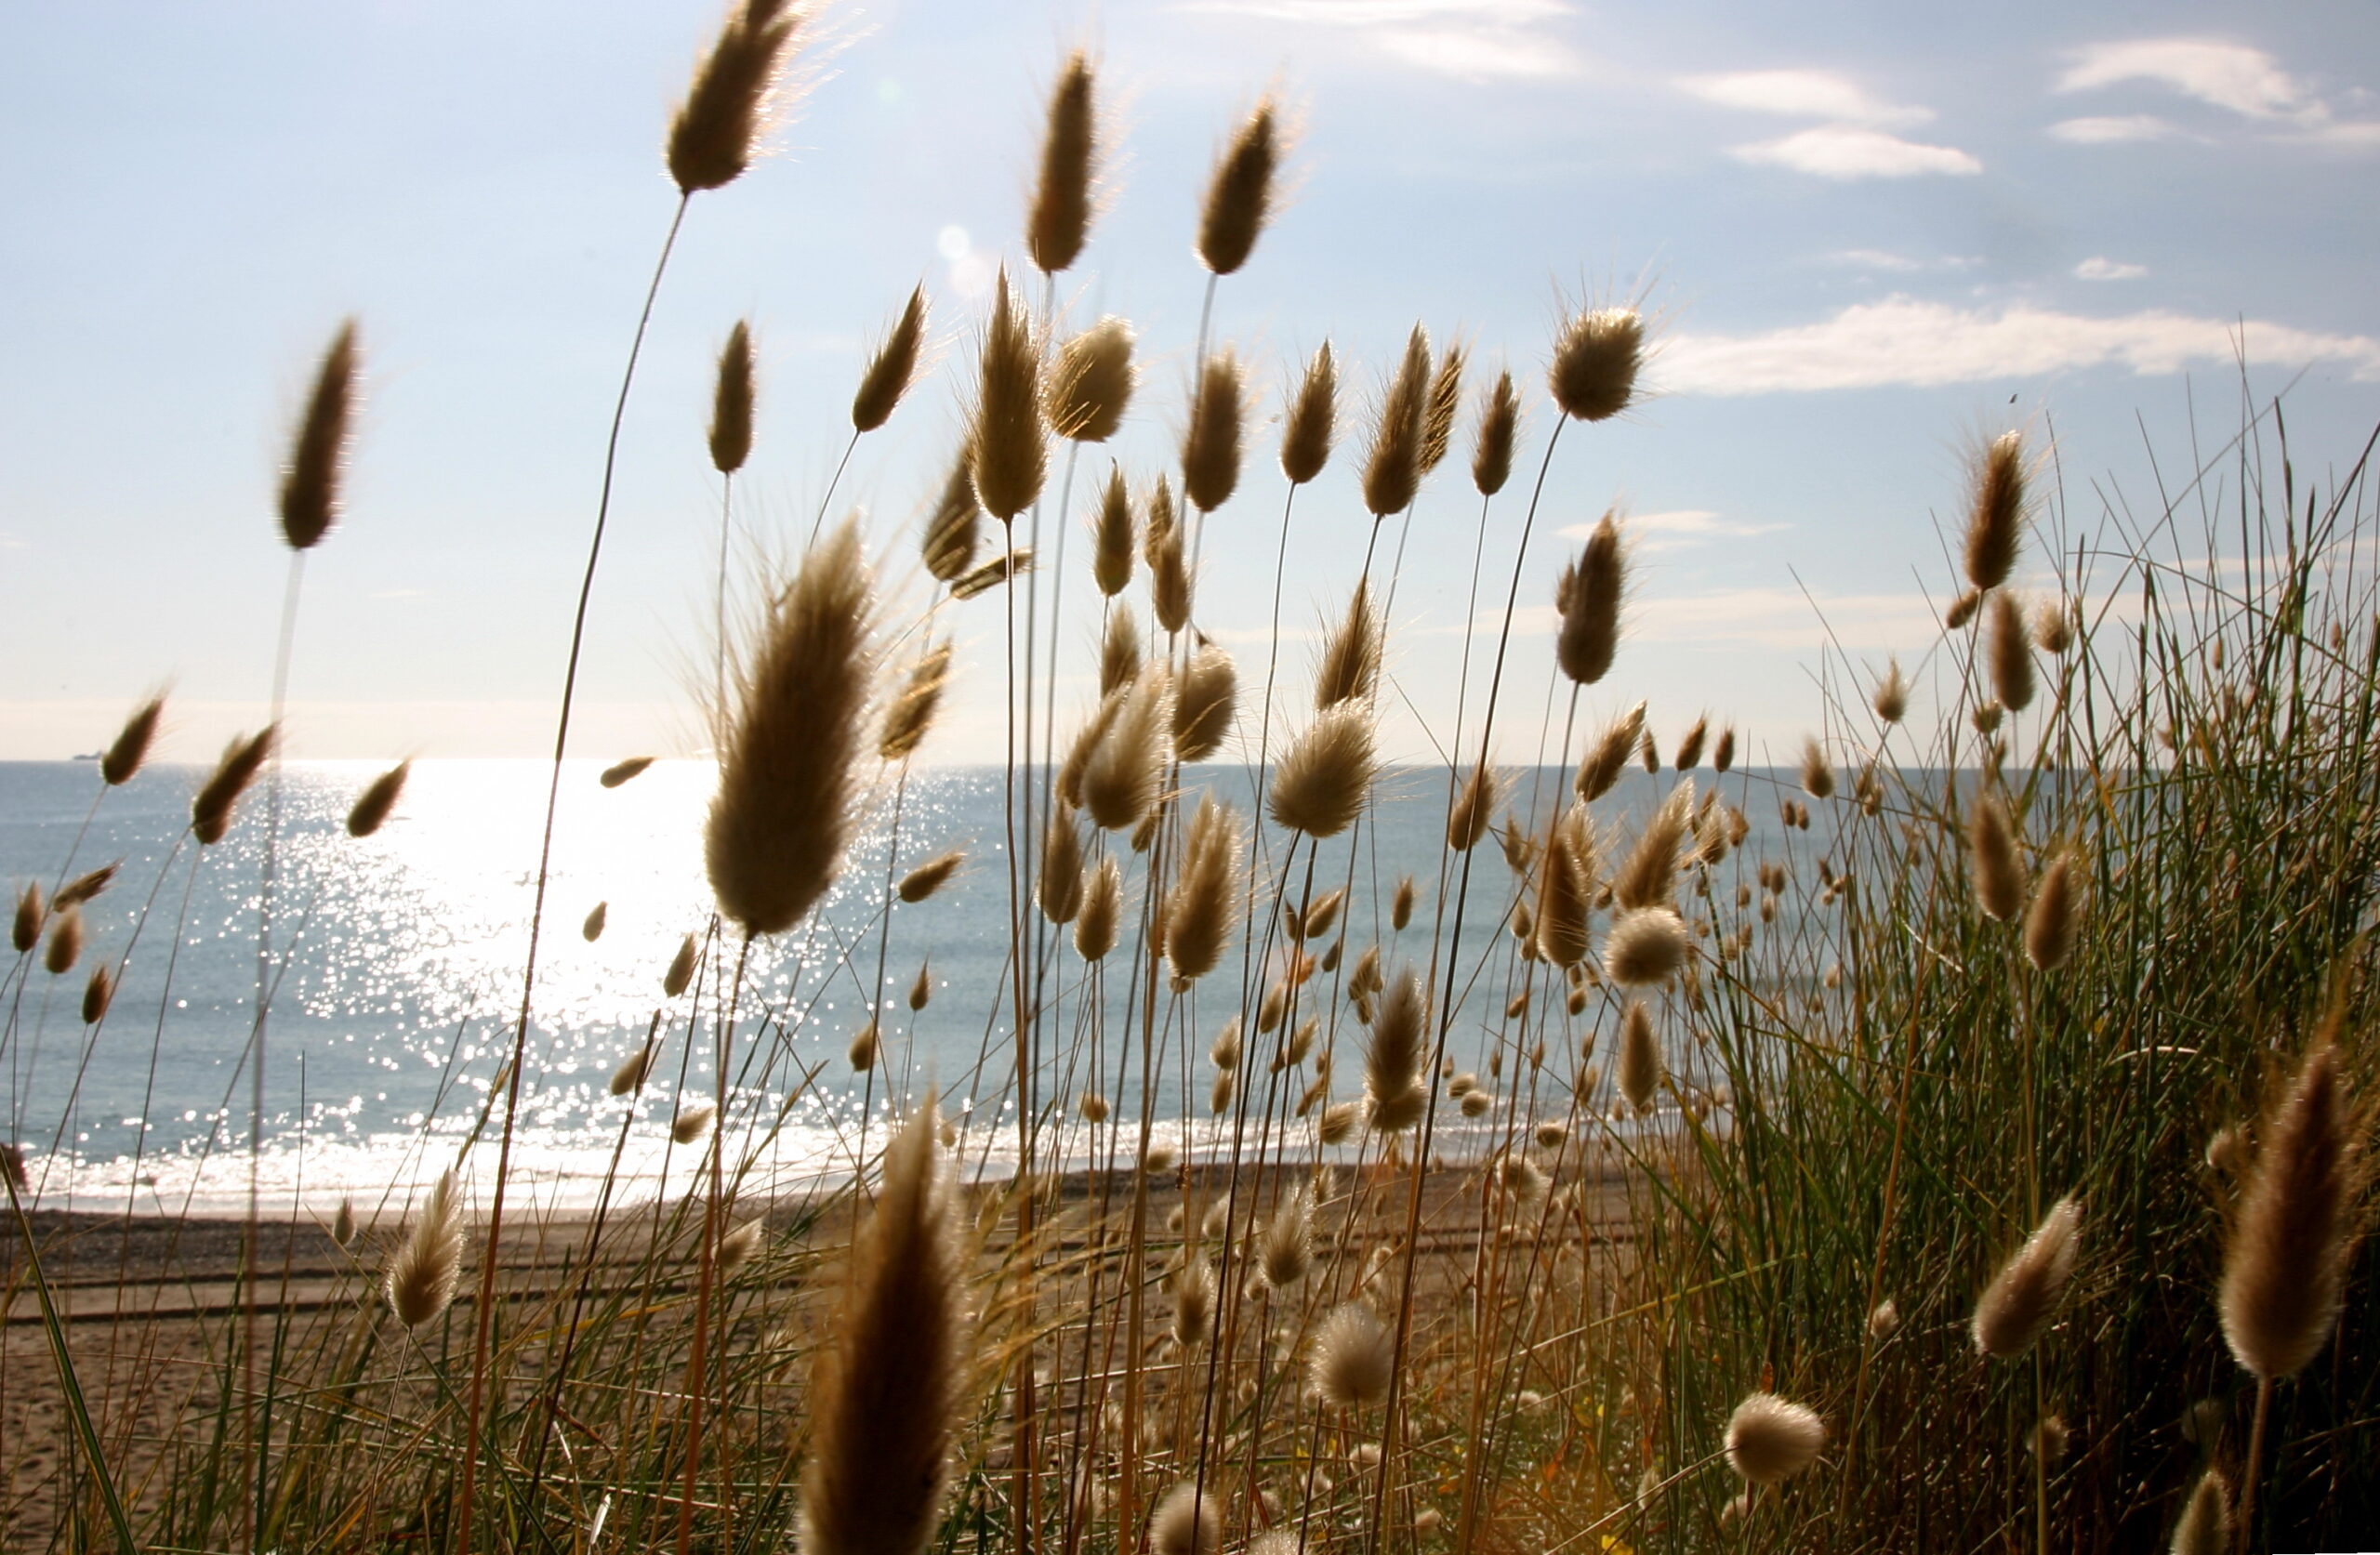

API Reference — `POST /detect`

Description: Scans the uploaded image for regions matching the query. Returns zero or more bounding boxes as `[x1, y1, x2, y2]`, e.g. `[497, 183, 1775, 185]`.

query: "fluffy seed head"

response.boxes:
[667, 0, 800, 194]
[1556, 513, 1625, 686]
[1315, 577, 1381, 709]
[1281, 341, 1337, 485]
[385, 1172, 464, 1328]
[279, 321, 360, 550]
[1302, 887, 1345, 942]
[1075, 855, 1122, 960]
[1312, 1302, 1395, 1409]
[1946, 586, 1981, 631]
[1270, 705, 1375, 838]
[12, 882, 43, 955]
[1392, 876, 1416, 930]
[1164, 793, 1242, 982]
[1362, 326, 1432, 519]
[1152, 1483, 1223, 1555]
[101, 696, 164, 787]
[2220, 1040, 2365, 1381]
[1549, 306, 1644, 423]
[582, 902, 608, 942]
[1713, 726, 1736, 772]
[1532, 804, 1595, 969]
[1599, 908, 1694, 994]
[800, 1099, 963, 1555]
[853, 285, 929, 434]
[848, 1021, 879, 1073]
[1577, 702, 1646, 802]
[1968, 787, 2026, 923]
[1990, 589, 2037, 713]
[969, 272, 1046, 521]
[1078, 1090, 1110, 1123]
[1964, 430, 2027, 593]
[1172, 1256, 1216, 1347]
[1025, 792, 1083, 920]
[1182, 349, 1247, 513]
[610, 1044, 655, 1097]
[1799, 736, 1835, 799]
[1084, 665, 1172, 830]
[1448, 761, 1499, 851]
[1420, 340, 1467, 473]
[1175, 642, 1237, 760]
[1050, 318, 1135, 444]
[665, 933, 699, 996]
[2035, 597, 2076, 654]
[336, 760, 408, 839]
[1473, 369, 1520, 496]
[922, 454, 981, 584]
[1027, 52, 1097, 275]
[1150, 517, 1193, 633]
[1263, 1186, 1312, 1286]
[192, 727, 276, 846]
[707, 521, 874, 936]
[1867, 1298, 1899, 1339]
[332, 1197, 356, 1247]
[719, 1219, 765, 1272]
[2168, 1468, 2229, 1555]
[709, 320, 756, 473]
[951, 547, 1031, 600]
[1724, 1393, 1825, 1485]
[2024, 852, 2080, 971]
[81, 961, 115, 1024]
[1873, 658, 1909, 724]
[1612, 780, 1693, 911]
[1365, 966, 1428, 1132]
[1673, 717, 1708, 771]
[1091, 466, 1135, 599]
[907, 961, 932, 1010]
[898, 850, 963, 903]
[1319, 1100, 1357, 1144]
[672, 1102, 717, 1146]
[1196, 98, 1280, 276]
[1972, 1194, 2082, 1359]
[1617, 1000, 1661, 1112]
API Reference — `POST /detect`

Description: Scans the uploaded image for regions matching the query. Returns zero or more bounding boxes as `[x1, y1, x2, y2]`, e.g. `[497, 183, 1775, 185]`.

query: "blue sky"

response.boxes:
[2, 0, 2376, 767]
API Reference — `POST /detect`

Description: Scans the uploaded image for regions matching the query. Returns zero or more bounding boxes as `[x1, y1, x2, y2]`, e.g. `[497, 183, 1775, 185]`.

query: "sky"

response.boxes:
[2, 0, 2377, 768]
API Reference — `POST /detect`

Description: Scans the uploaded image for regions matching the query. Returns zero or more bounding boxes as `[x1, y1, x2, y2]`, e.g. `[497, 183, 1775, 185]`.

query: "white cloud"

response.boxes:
[2074, 257, 2148, 281]
[1659, 297, 2380, 394]
[1680, 69, 1928, 126]
[1476, 590, 1940, 649]
[2048, 113, 2183, 143]
[1828, 248, 1977, 273]
[2059, 37, 2309, 121]
[1559, 509, 1786, 551]
[1731, 125, 1981, 179]
[1181, 0, 1580, 80]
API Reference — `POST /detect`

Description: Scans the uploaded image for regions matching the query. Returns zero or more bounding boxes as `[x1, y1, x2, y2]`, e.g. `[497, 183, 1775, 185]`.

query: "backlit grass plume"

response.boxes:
[1314, 577, 1380, 708]
[1182, 348, 1247, 512]
[969, 270, 1045, 521]
[1039, 800, 1086, 924]
[1366, 965, 1428, 1131]
[1420, 339, 1466, 474]
[2024, 851, 2079, 972]
[346, 762, 409, 838]
[1990, 588, 2036, 712]
[1027, 50, 1097, 275]
[100, 694, 164, 787]
[1197, 96, 1279, 277]
[1269, 705, 1375, 838]
[1076, 855, 1122, 960]
[2219, 1039, 2364, 1382]
[1083, 663, 1170, 830]
[1968, 785, 2026, 923]
[1549, 304, 1643, 423]
[800, 1097, 964, 1555]
[922, 454, 981, 583]
[1163, 793, 1240, 983]
[1578, 701, 1646, 802]
[386, 1171, 464, 1329]
[1556, 511, 1624, 686]
[1051, 317, 1135, 443]
[707, 520, 875, 937]
[1474, 368, 1519, 495]
[1282, 340, 1336, 485]
[192, 726, 276, 846]
[853, 285, 929, 434]
[1312, 1302, 1395, 1409]
[1175, 642, 1237, 760]
[1724, 1392, 1825, 1485]
[280, 321, 359, 550]
[1362, 325, 1431, 519]
[1093, 465, 1135, 595]
[710, 320, 756, 473]
[898, 850, 962, 903]
[1964, 429, 2026, 594]
[1972, 1194, 2082, 1359]
[1152, 1483, 1223, 1555]
[668, 0, 801, 195]
[1448, 759, 1498, 850]
[879, 641, 952, 762]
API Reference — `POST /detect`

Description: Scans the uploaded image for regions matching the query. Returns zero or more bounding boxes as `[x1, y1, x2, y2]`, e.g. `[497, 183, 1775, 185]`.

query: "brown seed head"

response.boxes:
[1799, 736, 1835, 799]
[1532, 804, 1595, 969]
[853, 285, 929, 434]
[610, 1044, 656, 1097]
[1964, 430, 2027, 593]
[1557, 511, 1626, 686]
[2035, 597, 2076, 654]
[848, 1021, 879, 1073]
[707, 521, 874, 936]
[600, 756, 654, 788]
[1365, 966, 1428, 1132]
[1027, 51, 1097, 275]
[1150, 521, 1193, 634]
[1990, 589, 2036, 712]
[1873, 658, 1909, 724]
[1473, 368, 1520, 496]
[581, 902, 608, 942]
[1968, 787, 2026, 923]
[1420, 340, 1467, 473]
[2220, 1040, 2365, 1381]
[1049, 316, 1135, 443]
[800, 1098, 964, 1555]
[1092, 464, 1134, 597]
[1448, 760, 1499, 851]
[1038, 801, 1086, 925]
[1175, 642, 1237, 761]
[2024, 851, 2080, 971]
[52, 863, 116, 911]
[1281, 341, 1337, 485]
[1262, 1185, 1312, 1287]
[907, 960, 932, 1011]
[1153, 1483, 1223, 1555]
[1549, 306, 1644, 423]
[664, 932, 700, 996]
[1163, 793, 1241, 983]
[1617, 999, 1660, 1112]
[2168, 1468, 2230, 1555]
[1270, 705, 1375, 838]
[81, 961, 115, 1024]
[922, 453, 982, 584]
[1605, 906, 1689, 987]
[1083, 664, 1172, 830]
[1613, 779, 1693, 911]
[385, 1172, 465, 1328]
[1945, 586, 1981, 631]
[346, 761, 410, 838]
[12, 882, 42, 955]
[1075, 855, 1122, 961]
[969, 271, 1046, 521]
[1576, 701, 1646, 802]
[951, 547, 1031, 600]
[1673, 716, 1708, 771]
[1312, 1302, 1395, 1409]
[1713, 726, 1736, 772]
[1971, 1194, 2082, 1359]
[879, 642, 953, 762]
[1724, 1393, 1825, 1485]
[672, 1101, 717, 1146]
[192, 727, 277, 846]
[1197, 98, 1280, 277]
[1181, 349, 1247, 513]
[667, 0, 800, 195]
[1362, 326, 1432, 519]
[897, 850, 963, 903]
[279, 321, 360, 550]
[1392, 874, 1416, 930]
[101, 696, 165, 787]
[709, 320, 757, 474]
[1314, 576, 1381, 709]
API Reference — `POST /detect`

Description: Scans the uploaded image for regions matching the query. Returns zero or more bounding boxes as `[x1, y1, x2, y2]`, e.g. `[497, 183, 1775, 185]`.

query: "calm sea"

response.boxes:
[0, 758, 1832, 1219]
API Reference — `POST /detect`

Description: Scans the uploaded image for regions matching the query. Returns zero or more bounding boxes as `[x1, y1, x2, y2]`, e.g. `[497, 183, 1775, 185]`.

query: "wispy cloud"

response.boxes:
[1481, 588, 1942, 650]
[1559, 509, 1786, 551]
[2073, 256, 2148, 281]
[1659, 297, 2380, 394]
[1680, 69, 1928, 126]
[2057, 37, 2380, 147]
[1827, 248, 1978, 273]
[2047, 113, 2185, 144]
[1181, 0, 1580, 80]
[1732, 125, 1981, 179]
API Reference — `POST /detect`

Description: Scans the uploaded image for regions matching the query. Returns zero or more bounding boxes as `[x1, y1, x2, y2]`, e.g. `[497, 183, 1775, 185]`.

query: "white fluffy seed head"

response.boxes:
[1972, 1194, 2082, 1360]
[1151, 1483, 1221, 1555]
[1723, 1392, 1825, 1485]
[1311, 1301, 1396, 1409]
